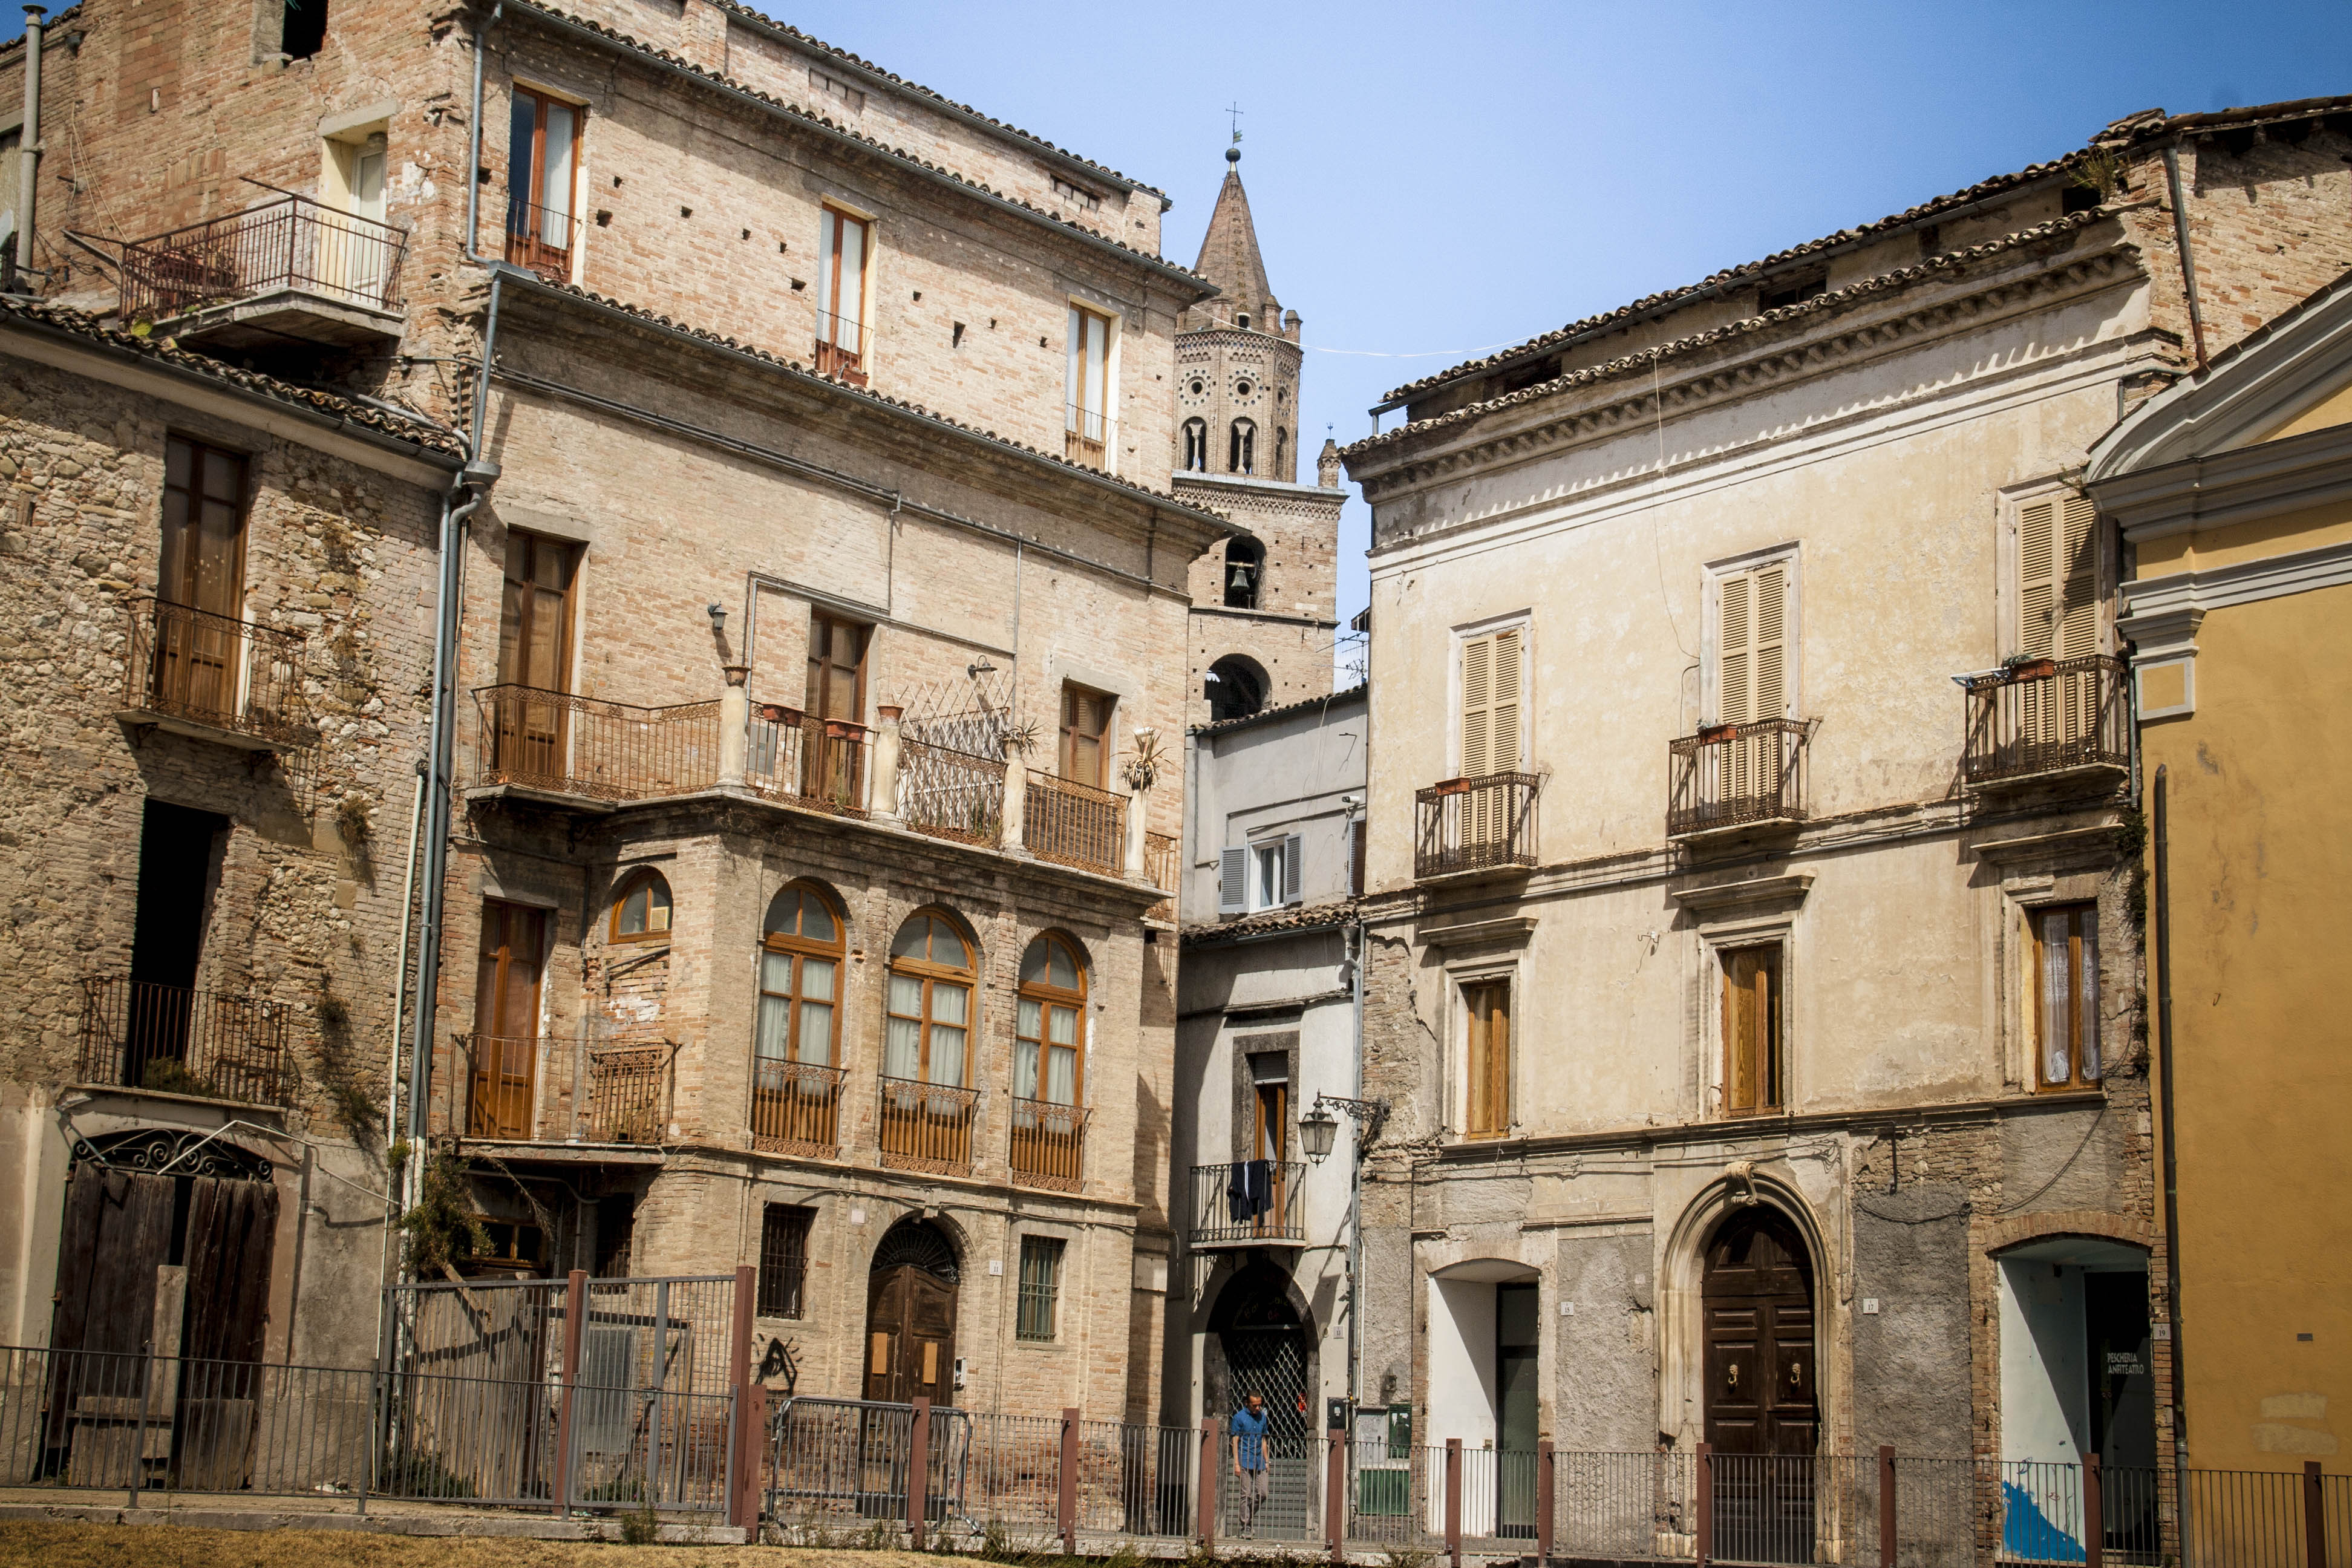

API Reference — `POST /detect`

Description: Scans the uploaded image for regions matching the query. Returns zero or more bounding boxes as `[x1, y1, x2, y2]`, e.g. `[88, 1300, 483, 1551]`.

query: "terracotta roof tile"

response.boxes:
[1191, 681, 1367, 737]
[1181, 898, 1360, 945]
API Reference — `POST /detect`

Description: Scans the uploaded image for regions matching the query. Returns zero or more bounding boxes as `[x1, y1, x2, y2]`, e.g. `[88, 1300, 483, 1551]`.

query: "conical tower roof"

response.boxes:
[1190, 149, 1281, 331]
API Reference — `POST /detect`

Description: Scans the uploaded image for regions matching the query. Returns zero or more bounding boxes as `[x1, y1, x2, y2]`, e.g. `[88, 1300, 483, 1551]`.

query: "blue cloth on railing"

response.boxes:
[1225, 1160, 1275, 1222]
[2001, 1479, 2086, 1563]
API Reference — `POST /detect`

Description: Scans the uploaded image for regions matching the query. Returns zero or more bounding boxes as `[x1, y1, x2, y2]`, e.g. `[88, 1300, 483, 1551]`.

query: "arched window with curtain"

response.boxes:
[610, 869, 672, 941]
[881, 910, 979, 1172]
[752, 881, 845, 1152]
[1182, 417, 1209, 472]
[1011, 933, 1088, 1188]
[1229, 418, 1256, 476]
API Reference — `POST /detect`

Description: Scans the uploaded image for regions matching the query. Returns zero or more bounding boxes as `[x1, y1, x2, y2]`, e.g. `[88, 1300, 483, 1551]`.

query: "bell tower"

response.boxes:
[1174, 146, 1344, 725]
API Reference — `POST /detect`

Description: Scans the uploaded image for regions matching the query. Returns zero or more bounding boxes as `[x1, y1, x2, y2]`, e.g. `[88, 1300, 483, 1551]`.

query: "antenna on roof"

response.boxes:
[1226, 101, 1244, 159]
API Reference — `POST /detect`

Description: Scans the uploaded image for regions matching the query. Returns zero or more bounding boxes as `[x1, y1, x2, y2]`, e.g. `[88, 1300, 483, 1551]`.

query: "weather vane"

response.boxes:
[1226, 100, 1244, 146]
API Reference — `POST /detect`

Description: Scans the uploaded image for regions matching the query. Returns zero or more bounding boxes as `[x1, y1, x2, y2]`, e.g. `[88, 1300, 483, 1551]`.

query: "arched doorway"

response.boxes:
[1704, 1207, 1818, 1562]
[1206, 1261, 1313, 1538]
[863, 1219, 958, 1405]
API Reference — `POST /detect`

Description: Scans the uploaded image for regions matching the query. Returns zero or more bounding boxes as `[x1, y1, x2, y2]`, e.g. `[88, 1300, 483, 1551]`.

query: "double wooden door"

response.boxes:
[1704, 1209, 1818, 1563]
[863, 1264, 956, 1406]
[470, 901, 546, 1137]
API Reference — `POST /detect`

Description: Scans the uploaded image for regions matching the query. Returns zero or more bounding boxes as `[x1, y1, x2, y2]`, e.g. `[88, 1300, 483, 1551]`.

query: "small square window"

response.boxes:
[1016, 1235, 1063, 1341]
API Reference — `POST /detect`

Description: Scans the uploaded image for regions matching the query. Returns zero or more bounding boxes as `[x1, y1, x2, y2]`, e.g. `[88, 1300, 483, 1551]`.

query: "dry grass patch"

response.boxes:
[0, 1522, 951, 1568]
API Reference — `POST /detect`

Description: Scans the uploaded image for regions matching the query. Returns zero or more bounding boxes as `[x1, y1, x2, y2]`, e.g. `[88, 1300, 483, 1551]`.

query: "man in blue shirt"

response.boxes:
[1229, 1390, 1271, 1534]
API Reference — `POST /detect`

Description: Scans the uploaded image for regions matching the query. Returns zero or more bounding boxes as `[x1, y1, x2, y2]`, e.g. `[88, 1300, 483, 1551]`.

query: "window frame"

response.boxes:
[159, 434, 252, 617]
[497, 529, 578, 693]
[805, 610, 870, 724]
[1014, 1234, 1065, 1342]
[1700, 545, 1802, 727]
[1451, 616, 1530, 783]
[1057, 682, 1115, 788]
[1014, 932, 1088, 1107]
[1066, 301, 1116, 463]
[1717, 940, 1786, 1117]
[505, 83, 585, 279]
[2030, 901, 2103, 1091]
[608, 867, 673, 944]
[815, 204, 875, 381]
[884, 909, 976, 1088]
[757, 1203, 815, 1319]
[1999, 479, 2110, 662]
[1461, 977, 1512, 1140]
[757, 880, 846, 1068]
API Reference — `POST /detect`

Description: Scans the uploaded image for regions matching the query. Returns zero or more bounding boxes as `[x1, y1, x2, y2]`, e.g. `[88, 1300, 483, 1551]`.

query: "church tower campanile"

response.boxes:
[1175, 148, 1344, 725]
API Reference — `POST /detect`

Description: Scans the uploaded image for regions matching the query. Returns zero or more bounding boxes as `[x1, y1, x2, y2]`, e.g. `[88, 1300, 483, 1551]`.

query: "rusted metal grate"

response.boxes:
[877, 1074, 978, 1175]
[469, 686, 721, 803]
[122, 597, 309, 745]
[1025, 773, 1126, 875]
[751, 1059, 844, 1155]
[1008, 1098, 1087, 1191]
[746, 705, 871, 815]
[1145, 830, 1180, 923]
[77, 976, 292, 1105]
[898, 738, 1005, 844]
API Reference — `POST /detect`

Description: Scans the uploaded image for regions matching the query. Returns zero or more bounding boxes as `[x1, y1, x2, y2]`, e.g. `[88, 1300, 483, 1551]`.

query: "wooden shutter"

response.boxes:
[1059, 684, 1111, 785]
[1465, 982, 1511, 1137]
[805, 614, 867, 722]
[2018, 493, 2099, 659]
[1282, 834, 1304, 904]
[1722, 946, 1782, 1114]
[1717, 562, 1787, 725]
[1459, 629, 1522, 780]
[1218, 847, 1247, 914]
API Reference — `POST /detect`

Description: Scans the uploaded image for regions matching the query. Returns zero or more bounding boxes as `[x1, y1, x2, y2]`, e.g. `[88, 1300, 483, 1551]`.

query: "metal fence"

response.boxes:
[1024, 772, 1126, 875]
[119, 192, 408, 319]
[1414, 770, 1541, 879]
[76, 975, 293, 1105]
[445, 1035, 675, 1146]
[1961, 655, 2131, 788]
[747, 707, 872, 815]
[470, 685, 722, 802]
[899, 737, 1005, 844]
[1669, 718, 1810, 838]
[122, 595, 309, 746]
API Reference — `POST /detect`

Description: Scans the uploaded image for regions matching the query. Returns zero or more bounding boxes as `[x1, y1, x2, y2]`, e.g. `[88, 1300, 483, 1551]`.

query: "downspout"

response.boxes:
[2152, 767, 2189, 1511]
[371, 762, 427, 1356]
[2160, 143, 2210, 373]
[1346, 796, 1367, 1409]
[15, 5, 44, 282]
[466, 1, 505, 263]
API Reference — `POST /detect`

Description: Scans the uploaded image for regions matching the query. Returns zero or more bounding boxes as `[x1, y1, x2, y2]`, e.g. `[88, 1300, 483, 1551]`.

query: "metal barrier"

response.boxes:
[899, 738, 1005, 844]
[747, 706, 871, 815]
[76, 975, 292, 1105]
[122, 596, 309, 745]
[119, 192, 408, 319]
[470, 685, 722, 803]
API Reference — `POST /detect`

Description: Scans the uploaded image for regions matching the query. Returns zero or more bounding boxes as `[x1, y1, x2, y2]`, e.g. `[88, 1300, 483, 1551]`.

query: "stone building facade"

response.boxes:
[1172, 149, 1343, 726]
[1338, 96, 2352, 1538]
[2, 0, 1231, 1421]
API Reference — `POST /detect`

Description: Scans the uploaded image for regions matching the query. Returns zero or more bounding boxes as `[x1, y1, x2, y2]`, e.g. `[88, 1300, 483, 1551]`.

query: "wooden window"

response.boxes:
[1463, 980, 1511, 1138]
[469, 900, 546, 1139]
[497, 531, 576, 692]
[1015, 1235, 1063, 1341]
[805, 612, 868, 724]
[757, 1204, 814, 1318]
[1715, 560, 1789, 726]
[2033, 903, 2102, 1090]
[884, 910, 973, 1086]
[1459, 628, 1523, 780]
[505, 86, 581, 278]
[154, 437, 252, 720]
[2016, 492, 2100, 661]
[756, 881, 843, 1068]
[1016, 933, 1086, 1106]
[1720, 944, 1784, 1116]
[609, 869, 671, 942]
[816, 207, 871, 382]
[1253, 1071, 1288, 1163]
[1067, 304, 1112, 460]
[1243, 835, 1301, 912]
[1058, 682, 1114, 787]
[1229, 418, 1255, 475]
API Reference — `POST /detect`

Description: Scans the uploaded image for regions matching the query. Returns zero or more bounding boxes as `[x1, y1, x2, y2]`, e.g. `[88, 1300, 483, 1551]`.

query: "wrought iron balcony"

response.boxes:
[454, 1035, 674, 1146]
[1025, 772, 1127, 876]
[877, 1074, 978, 1176]
[119, 598, 308, 750]
[1145, 830, 1180, 923]
[1961, 655, 2131, 789]
[1190, 1161, 1307, 1249]
[469, 685, 722, 806]
[78, 977, 292, 1106]
[750, 1058, 844, 1157]
[118, 192, 407, 348]
[897, 737, 1004, 844]
[1414, 771, 1540, 880]
[1008, 1097, 1088, 1191]
[746, 705, 872, 816]
[1668, 719, 1809, 841]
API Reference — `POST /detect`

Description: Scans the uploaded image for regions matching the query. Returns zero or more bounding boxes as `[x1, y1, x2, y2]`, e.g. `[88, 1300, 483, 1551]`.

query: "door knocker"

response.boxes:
[1789, 1361, 1803, 1388]
[1726, 1363, 1740, 1388]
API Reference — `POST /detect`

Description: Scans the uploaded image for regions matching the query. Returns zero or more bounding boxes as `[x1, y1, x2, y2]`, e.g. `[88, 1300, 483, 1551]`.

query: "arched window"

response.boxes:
[1181, 417, 1209, 472]
[1207, 655, 1269, 722]
[1275, 427, 1288, 474]
[1223, 537, 1263, 609]
[753, 881, 846, 1149]
[1229, 419, 1255, 476]
[610, 869, 673, 941]
[1235, 310, 1252, 331]
[1016, 934, 1087, 1105]
[886, 910, 973, 1086]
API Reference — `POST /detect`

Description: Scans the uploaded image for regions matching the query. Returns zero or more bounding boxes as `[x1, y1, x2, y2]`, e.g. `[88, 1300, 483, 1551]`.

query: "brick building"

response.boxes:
[2, 0, 1232, 1422]
[1339, 95, 2352, 1547]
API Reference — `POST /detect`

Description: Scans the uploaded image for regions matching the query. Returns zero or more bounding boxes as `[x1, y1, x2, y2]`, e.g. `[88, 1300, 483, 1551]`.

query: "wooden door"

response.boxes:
[495, 532, 575, 781]
[863, 1265, 957, 1406]
[1705, 1209, 1817, 1561]
[175, 1175, 279, 1490]
[155, 437, 248, 719]
[46, 1166, 179, 1453]
[471, 902, 546, 1137]
[1059, 683, 1112, 786]
[804, 614, 867, 804]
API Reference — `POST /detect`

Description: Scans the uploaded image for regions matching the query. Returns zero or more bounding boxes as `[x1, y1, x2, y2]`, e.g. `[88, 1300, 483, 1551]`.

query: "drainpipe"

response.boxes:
[465, 0, 505, 262]
[2160, 144, 2210, 373]
[1345, 793, 1367, 1409]
[2151, 767, 2189, 1513]
[16, 5, 44, 281]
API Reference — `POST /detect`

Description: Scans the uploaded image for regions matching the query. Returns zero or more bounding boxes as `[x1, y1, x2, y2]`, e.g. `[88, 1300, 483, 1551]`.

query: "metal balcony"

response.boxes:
[78, 976, 292, 1105]
[1961, 655, 2131, 790]
[118, 597, 308, 750]
[1668, 719, 1809, 841]
[118, 192, 407, 349]
[1415, 771, 1540, 880]
[1189, 1161, 1307, 1250]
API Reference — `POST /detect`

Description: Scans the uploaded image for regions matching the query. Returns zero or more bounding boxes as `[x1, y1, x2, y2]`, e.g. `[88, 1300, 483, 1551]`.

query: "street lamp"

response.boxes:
[1299, 1103, 1339, 1164]
[1300, 1094, 1388, 1164]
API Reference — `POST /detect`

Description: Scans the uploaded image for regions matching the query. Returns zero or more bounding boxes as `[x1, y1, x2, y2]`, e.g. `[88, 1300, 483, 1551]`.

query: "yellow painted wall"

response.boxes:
[2143, 578, 2352, 1468]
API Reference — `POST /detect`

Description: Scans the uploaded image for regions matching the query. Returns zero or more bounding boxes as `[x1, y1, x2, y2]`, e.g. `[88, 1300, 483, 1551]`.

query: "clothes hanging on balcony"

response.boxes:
[1226, 1159, 1275, 1222]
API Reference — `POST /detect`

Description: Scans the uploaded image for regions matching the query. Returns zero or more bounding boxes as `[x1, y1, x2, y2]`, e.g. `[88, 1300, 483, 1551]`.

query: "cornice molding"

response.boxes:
[1351, 239, 2137, 505]
[2122, 538, 2352, 623]
[2090, 419, 2352, 541]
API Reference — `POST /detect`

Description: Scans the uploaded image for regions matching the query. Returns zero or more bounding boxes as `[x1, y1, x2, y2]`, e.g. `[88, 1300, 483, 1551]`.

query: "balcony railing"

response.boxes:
[750, 1058, 844, 1156]
[454, 1035, 673, 1145]
[119, 192, 407, 320]
[877, 1074, 978, 1175]
[1025, 772, 1126, 875]
[812, 312, 869, 387]
[1008, 1097, 1087, 1191]
[898, 737, 1004, 844]
[1189, 1161, 1307, 1249]
[746, 706, 871, 815]
[77, 977, 292, 1105]
[1414, 771, 1540, 880]
[1145, 829, 1180, 923]
[1668, 719, 1809, 840]
[121, 597, 307, 748]
[1961, 655, 2131, 788]
[503, 197, 577, 284]
[469, 685, 722, 804]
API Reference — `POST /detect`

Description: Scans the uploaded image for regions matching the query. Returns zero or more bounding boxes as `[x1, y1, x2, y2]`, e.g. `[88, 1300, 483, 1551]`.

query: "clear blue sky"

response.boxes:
[14, 2, 2349, 670]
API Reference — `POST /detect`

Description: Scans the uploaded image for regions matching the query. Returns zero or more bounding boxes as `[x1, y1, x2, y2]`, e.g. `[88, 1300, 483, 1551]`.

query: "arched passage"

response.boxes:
[864, 1217, 959, 1404]
[1207, 655, 1269, 722]
[1204, 1258, 1317, 1537]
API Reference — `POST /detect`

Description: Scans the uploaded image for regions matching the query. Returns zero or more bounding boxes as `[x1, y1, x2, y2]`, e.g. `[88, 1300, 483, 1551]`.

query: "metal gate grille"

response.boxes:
[1219, 1324, 1312, 1540]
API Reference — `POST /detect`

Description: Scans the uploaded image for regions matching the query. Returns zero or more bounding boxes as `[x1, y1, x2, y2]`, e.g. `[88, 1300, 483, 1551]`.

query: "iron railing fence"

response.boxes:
[1961, 655, 2131, 787]
[1007, 1098, 1086, 1191]
[747, 706, 872, 815]
[1414, 770, 1540, 879]
[76, 975, 293, 1105]
[877, 1075, 979, 1175]
[1073, 1419, 1198, 1540]
[122, 596, 309, 745]
[750, 1058, 845, 1155]
[812, 309, 871, 386]
[1024, 772, 1126, 875]
[766, 1397, 969, 1536]
[1189, 1161, 1307, 1248]
[1145, 829, 1180, 923]
[119, 192, 408, 319]
[1669, 717, 1809, 838]
[1550, 1447, 1698, 1560]
[962, 1411, 1062, 1538]
[447, 1035, 673, 1146]
[1708, 1451, 1880, 1566]
[503, 197, 580, 283]
[898, 737, 1005, 844]
[470, 685, 722, 803]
